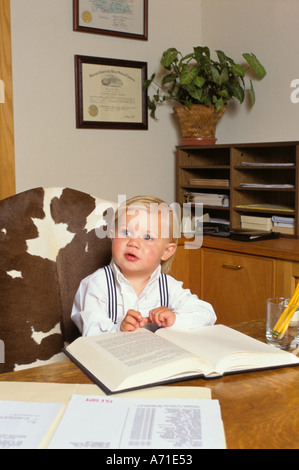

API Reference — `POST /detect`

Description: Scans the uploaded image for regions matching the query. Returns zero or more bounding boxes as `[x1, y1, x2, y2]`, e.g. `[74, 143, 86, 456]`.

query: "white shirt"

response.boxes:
[71, 261, 216, 336]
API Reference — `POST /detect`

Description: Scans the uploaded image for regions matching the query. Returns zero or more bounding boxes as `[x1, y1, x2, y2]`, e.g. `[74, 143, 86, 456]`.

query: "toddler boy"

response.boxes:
[71, 196, 216, 336]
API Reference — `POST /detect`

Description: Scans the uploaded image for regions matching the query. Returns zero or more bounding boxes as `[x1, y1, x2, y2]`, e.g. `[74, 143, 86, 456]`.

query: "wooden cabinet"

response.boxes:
[276, 259, 299, 298]
[176, 142, 299, 237]
[172, 142, 299, 323]
[171, 243, 202, 297]
[171, 244, 191, 289]
[201, 248, 274, 324]
[172, 236, 299, 325]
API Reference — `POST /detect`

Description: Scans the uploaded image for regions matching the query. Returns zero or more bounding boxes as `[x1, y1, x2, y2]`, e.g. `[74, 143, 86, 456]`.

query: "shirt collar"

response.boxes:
[110, 260, 162, 287]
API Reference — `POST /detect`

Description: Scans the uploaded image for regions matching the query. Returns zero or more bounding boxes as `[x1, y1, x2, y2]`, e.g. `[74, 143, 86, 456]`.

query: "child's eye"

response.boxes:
[119, 228, 131, 237]
[144, 234, 153, 241]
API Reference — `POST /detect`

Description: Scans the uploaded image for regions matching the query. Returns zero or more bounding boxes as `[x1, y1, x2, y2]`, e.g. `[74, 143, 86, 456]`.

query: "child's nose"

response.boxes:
[128, 236, 140, 247]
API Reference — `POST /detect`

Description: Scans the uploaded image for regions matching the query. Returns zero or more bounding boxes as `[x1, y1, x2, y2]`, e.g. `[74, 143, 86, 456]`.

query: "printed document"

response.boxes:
[0, 401, 63, 449]
[48, 395, 225, 449]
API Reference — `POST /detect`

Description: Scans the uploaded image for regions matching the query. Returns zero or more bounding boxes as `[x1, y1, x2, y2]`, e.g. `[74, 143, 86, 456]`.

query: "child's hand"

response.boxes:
[120, 309, 148, 332]
[148, 307, 176, 327]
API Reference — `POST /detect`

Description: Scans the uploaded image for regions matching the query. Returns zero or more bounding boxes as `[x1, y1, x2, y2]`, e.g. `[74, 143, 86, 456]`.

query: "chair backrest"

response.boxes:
[0, 187, 115, 373]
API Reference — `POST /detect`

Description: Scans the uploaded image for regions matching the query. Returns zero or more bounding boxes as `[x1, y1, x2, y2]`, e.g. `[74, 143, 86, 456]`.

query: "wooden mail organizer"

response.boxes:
[176, 141, 299, 237]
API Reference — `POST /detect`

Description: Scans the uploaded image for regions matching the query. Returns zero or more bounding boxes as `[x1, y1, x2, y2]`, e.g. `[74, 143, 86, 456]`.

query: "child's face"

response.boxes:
[111, 208, 176, 280]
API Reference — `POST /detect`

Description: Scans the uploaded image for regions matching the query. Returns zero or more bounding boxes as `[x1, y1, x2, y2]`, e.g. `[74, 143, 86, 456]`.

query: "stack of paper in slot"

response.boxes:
[272, 216, 295, 235]
[185, 192, 229, 207]
[241, 215, 273, 232]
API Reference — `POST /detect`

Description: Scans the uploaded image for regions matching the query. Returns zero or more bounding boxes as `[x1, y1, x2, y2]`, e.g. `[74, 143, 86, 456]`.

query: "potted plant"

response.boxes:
[144, 46, 266, 144]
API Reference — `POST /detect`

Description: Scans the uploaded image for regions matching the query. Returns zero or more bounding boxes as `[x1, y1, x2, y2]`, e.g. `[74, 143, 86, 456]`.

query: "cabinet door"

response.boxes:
[171, 244, 202, 297]
[202, 248, 275, 324]
[171, 245, 190, 288]
[276, 260, 299, 298]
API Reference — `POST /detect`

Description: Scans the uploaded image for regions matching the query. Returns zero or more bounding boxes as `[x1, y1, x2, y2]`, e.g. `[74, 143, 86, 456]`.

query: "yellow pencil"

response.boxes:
[272, 284, 299, 339]
[273, 292, 299, 332]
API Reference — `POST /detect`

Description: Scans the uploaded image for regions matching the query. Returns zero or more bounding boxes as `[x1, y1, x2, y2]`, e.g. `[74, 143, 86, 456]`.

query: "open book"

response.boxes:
[64, 325, 299, 394]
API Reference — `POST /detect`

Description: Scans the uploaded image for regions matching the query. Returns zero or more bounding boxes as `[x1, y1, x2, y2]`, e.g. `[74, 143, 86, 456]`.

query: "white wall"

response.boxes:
[202, 0, 299, 144]
[10, 0, 202, 203]
[11, 0, 299, 203]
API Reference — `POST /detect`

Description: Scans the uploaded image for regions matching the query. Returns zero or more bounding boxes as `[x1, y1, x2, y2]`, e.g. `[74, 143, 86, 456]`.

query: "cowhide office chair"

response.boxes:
[0, 187, 115, 373]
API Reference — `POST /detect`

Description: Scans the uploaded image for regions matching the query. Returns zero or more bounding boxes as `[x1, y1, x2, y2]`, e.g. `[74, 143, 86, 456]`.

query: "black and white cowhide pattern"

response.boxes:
[0, 187, 115, 373]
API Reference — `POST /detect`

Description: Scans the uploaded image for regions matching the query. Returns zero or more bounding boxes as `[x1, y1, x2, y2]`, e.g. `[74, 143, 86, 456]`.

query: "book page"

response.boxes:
[66, 329, 211, 392]
[157, 325, 299, 374]
[95, 328, 192, 370]
[48, 395, 225, 449]
[0, 401, 63, 449]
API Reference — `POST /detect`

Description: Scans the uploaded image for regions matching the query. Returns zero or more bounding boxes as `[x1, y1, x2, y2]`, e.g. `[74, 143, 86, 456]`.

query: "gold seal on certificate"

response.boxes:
[88, 105, 99, 117]
[82, 10, 92, 23]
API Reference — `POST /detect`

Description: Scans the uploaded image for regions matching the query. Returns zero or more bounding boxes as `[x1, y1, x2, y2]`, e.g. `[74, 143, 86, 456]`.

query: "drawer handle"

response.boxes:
[222, 263, 244, 270]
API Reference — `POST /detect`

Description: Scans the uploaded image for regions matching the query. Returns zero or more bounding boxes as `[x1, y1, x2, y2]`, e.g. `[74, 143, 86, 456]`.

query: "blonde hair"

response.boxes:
[114, 195, 179, 274]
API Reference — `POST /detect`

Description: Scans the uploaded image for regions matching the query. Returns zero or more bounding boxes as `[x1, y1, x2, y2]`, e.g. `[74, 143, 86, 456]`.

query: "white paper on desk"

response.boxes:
[48, 395, 225, 449]
[0, 401, 63, 449]
[0, 383, 211, 448]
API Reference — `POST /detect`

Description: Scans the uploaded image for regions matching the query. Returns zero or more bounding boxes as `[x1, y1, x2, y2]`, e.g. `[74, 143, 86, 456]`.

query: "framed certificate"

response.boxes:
[73, 0, 148, 40]
[75, 55, 148, 130]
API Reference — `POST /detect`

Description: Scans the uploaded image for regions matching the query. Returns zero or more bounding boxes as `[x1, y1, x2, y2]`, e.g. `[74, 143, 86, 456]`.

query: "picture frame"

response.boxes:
[73, 0, 148, 41]
[75, 55, 148, 130]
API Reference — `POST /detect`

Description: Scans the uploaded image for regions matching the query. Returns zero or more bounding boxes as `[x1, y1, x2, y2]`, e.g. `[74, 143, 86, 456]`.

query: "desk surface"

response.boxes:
[0, 321, 298, 449]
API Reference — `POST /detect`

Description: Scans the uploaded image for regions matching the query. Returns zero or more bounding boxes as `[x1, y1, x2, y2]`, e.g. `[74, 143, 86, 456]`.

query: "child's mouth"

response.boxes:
[125, 253, 138, 261]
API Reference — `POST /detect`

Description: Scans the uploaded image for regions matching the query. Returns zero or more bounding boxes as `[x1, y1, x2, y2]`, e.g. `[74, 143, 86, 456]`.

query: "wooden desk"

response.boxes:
[0, 321, 298, 449]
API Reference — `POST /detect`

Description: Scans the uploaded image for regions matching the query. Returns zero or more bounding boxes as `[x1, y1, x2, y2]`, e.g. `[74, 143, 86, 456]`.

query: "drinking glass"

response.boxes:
[266, 297, 299, 350]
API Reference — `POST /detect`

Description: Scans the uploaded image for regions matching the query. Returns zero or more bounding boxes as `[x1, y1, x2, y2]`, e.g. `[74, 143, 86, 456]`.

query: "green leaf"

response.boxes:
[147, 98, 158, 120]
[210, 66, 221, 85]
[194, 76, 205, 88]
[214, 98, 225, 112]
[187, 87, 203, 102]
[216, 50, 236, 66]
[220, 67, 229, 84]
[184, 100, 193, 109]
[231, 63, 245, 77]
[216, 50, 227, 64]
[194, 46, 211, 60]
[161, 48, 180, 68]
[180, 66, 199, 85]
[162, 73, 177, 85]
[202, 95, 212, 106]
[143, 73, 156, 90]
[242, 53, 267, 78]
[180, 52, 196, 63]
[249, 80, 256, 106]
[228, 83, 245, 103]
[218, 89, 229, 99]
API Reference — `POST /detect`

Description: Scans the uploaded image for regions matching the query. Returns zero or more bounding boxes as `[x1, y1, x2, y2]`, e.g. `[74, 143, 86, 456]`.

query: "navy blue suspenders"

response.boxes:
[104, 265, 169, 325]
[104, 265, 118, 325]
[158, 272, 169, 309]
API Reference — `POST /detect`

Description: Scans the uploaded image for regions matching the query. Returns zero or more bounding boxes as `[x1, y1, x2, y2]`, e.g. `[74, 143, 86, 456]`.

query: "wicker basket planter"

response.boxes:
[174, 104, 226, 145]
